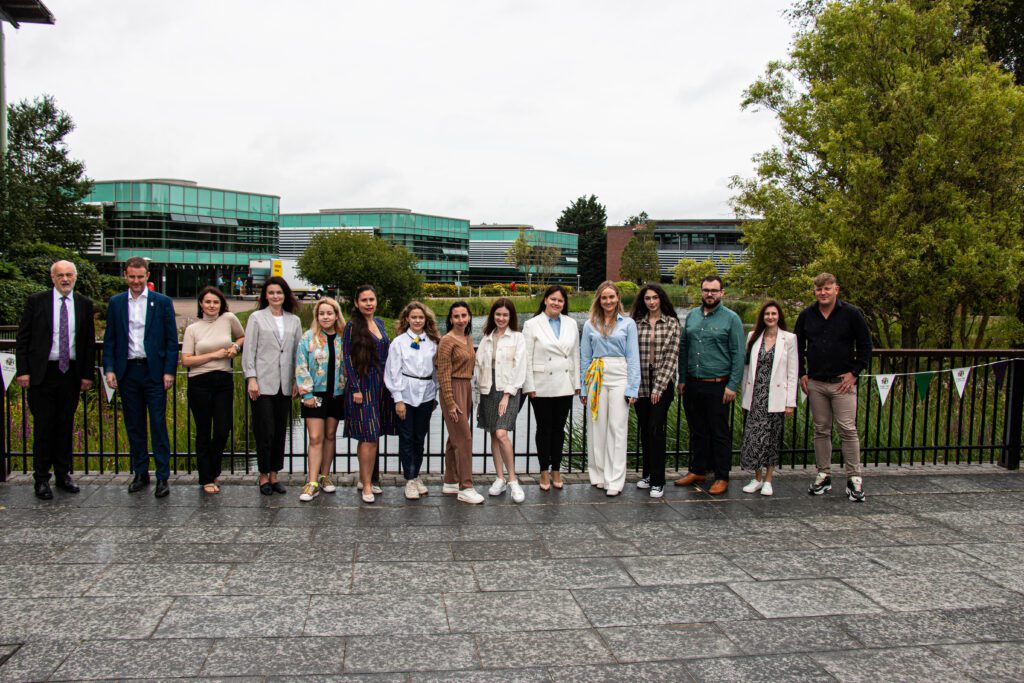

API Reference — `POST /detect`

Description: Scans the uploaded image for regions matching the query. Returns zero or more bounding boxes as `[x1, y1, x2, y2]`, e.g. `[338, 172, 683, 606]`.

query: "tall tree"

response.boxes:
[972, 0, 1024, 85]
[731, 0, 1024, 348]
[619, 216, 661, 284]
[556, 194, 607, 290]
[505, 229, 536, 280]
[2, 95, 100, 253]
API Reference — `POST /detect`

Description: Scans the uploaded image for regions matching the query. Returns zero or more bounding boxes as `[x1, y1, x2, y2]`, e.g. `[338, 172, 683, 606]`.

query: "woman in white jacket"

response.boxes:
[740, 300, 798, 496]
[475, 298, 528, 503]
[522, 285, 580, 490]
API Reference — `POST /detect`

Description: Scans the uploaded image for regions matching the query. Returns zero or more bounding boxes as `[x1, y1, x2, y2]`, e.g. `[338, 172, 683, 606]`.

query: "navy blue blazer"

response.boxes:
[102, 290, 179, 383]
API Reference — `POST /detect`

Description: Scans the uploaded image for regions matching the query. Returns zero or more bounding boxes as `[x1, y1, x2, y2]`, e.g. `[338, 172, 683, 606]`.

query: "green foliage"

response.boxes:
[619, 221, 661, 284]
[972, 0, 1024, 85]
[505, 229, 563, 285]
[2, 95, 101, 252]
[672, 257, 720, 288]
[731, 0, 1024, 348]
[6, 242, 106, 300]
[480, 283, 511, 297]
[297, 231, 422, 317]
[0, 263, 24, 281]
[0, 279, 47, 325]
[614, 281, 640, 298]
[422, 283, 457, 297]
[556, 194, 607, 290]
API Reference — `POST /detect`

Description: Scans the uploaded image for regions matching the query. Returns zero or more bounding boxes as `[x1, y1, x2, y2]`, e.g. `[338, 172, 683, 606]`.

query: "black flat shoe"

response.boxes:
[259, 482, 274, 496]
[34, 481, 53, 500]
[270, 482, 287, 494]
[154, 480, 170, 498]
[128, 476, 150, 493]
[54, 475, 80, 494]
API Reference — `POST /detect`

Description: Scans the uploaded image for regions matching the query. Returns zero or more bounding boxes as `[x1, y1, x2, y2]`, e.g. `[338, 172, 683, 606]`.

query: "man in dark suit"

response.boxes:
[102, 257, 179, 497]
[15, 260, 96, 499]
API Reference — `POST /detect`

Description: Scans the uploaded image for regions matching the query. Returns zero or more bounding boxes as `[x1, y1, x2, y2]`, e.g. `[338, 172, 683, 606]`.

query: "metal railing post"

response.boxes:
[1001, 359, 1023, 470]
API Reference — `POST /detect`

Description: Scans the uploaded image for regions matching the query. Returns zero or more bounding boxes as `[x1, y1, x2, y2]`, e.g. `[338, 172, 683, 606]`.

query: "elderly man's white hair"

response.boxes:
[50, 260, 78, 276]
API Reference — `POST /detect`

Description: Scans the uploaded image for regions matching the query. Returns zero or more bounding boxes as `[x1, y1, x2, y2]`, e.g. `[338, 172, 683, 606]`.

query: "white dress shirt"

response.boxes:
[127, 288, 148, 360]
[384, 331, 438, 407]
[48, 288, 77, 361]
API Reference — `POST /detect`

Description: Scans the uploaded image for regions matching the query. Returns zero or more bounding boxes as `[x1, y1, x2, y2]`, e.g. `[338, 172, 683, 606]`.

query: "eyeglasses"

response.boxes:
[701, 289, 722, 294]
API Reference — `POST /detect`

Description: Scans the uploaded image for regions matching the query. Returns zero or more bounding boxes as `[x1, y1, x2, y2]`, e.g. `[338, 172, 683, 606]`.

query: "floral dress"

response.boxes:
[740, 343, 784, 470]
[343, 319, 397, 441]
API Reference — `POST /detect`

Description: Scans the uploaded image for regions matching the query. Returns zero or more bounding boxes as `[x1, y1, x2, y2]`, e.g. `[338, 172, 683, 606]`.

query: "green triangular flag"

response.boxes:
[914, 371, 935, 401]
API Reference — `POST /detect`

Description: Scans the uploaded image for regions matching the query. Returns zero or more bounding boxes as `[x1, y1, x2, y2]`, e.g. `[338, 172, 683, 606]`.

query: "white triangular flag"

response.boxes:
[101, 372, 116, 403]
[951, 367, 971, 398]
[875, 374, 896, 405]
[0, 353, 16, 391]
[799, 387, 807, 404]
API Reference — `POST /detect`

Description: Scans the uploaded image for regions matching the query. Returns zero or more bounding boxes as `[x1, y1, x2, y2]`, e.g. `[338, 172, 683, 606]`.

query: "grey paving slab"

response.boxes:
[96, 506, 197, 527]
[542, 538, 642, 558]
[152, 525, 244, 544]
[729, 579, 883, 618]
[312, 527, 392, 544]
[201, 637, 346, 676]
[0, 526, 82, 544]
[936, 606, 1024, 642]
[445, 589, 590, 633]
[438, 505, 528, 526]
[518, 503, 609, 524]
[546, 660, 693, 682]
[931, 642, 1024, 682]
[724, 615, 862, 654]
[0, 597, 171, 641]
[595, 503, 684, 523]
[344, 633, 477, 672]
[222, 562, 352, 595]
[572, 584, 759, 627]
[811, 646, 973, 682]
[684, 653, 834, 682]
[472, 557, 634, 591]
[843, 573, 1017, 611]
[839, 610, 969, 647]
[533, 522, 614, 540]
[476, 628, 615, 668]
[256, 541, 355, 564]
[0, 542, 67, 564]
[951, 542, 1024, 567]
[79, 525, 167, 543]
[305, 593, 449, 636]
[410, 669, 551, 683]
[878, 525, 977, 545]
[86, 563, 232, 596]
[0, 639, 76, 683]
[235, 525, 313, 543]
[621, 553, 751, 585]
[598, 622, 740, 661]
[726, 547, 886, 580]
[49, 637, 213, 681]
[449, 524, 538, 542]
[52, 542, 261, 564]
[351, 561, 476, 593]
[451, 540, 550, 560]
[981, 568, 1024, 594]
[0, 563, 106, 598]
[355, 541, 454, 562]
[867, 544, 997, 574]
[155, 596, 308, 638]
[268, 675, 406, 682]
[187, 506, 279, 527]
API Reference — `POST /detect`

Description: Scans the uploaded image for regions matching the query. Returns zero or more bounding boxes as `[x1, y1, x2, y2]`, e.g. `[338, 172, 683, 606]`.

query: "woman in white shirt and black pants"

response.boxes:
[384, 302, 440, 500]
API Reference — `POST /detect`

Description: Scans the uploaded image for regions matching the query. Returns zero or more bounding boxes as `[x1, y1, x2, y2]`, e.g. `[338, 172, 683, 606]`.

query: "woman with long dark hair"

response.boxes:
[522, 285, 579, 490]
[436, 301, 482, 504]
[241, 276, 302, 495]
[629, 283, 680, 499]
[740, 300, 798, 496]
[182, 286, 244, 494]
[475, 298, 527, 503]
[343, 285, 396, 504]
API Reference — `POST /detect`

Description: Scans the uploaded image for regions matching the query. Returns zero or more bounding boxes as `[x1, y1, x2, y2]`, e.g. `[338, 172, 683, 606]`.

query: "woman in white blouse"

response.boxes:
[522, 285, 580, 491]
[384, 302, 440, 501]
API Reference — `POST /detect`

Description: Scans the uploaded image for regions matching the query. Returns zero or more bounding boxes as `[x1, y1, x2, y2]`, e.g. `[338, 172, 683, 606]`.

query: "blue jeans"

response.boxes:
[120, 361, 171, 480]
[397, 400, 435, 480]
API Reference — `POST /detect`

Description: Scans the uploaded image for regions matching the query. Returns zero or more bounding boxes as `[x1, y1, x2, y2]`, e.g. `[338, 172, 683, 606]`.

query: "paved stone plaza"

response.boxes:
[0, 467, 1023, 681]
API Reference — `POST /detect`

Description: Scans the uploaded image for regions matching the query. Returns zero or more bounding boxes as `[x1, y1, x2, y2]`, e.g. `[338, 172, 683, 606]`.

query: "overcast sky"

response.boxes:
[6, 0, 795, 228]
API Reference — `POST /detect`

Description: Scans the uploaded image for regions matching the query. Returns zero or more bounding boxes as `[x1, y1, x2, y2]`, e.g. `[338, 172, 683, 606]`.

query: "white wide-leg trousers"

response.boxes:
[586, 357, 629, 493]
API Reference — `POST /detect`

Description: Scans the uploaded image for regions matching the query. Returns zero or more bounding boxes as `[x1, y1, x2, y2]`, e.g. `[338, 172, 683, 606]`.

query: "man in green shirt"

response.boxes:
[674, 275, 745, 494]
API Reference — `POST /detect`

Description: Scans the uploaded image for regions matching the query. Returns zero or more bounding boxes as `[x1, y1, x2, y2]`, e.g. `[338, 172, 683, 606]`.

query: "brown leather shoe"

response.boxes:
[708, 479, 729, 495]
[674, 473, 706, 486]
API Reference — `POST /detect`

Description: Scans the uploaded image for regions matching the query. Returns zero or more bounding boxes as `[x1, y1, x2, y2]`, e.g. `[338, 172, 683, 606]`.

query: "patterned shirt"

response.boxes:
[636, 314, 681, 398]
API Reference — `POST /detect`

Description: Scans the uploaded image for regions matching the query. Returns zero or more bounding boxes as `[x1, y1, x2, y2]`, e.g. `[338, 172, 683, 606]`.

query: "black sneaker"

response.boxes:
[847, 476, 866, 502]
[808, 473, 832, 495]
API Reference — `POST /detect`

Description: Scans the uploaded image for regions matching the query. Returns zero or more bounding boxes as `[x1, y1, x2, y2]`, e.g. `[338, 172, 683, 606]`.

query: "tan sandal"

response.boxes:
[202, 483, 220, 494]
[539, 471, 551, 491]
[552, 472, 564, 489]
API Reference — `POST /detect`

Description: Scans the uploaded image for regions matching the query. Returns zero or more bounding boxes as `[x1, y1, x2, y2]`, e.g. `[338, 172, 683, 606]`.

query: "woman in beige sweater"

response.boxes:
[435, 301, 481, 504]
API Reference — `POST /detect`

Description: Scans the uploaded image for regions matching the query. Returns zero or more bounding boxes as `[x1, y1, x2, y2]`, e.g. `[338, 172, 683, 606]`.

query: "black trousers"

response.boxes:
[27, 361, 81, 483]
[188, 371, 234, 485]
[634, 383, 675, 487]
[251, 391, 290, 474]
[682, 380, 732, 480]
[531, 395, 573, 472]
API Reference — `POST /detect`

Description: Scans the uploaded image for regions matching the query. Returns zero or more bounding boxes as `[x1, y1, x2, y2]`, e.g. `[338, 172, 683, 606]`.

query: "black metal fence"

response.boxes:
[1, 342, 1021, 481]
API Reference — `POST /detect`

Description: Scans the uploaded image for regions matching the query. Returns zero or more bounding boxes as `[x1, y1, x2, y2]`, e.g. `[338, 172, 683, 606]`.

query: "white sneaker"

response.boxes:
[649, 485, 665, 499]
[457, 487, 484, 504]
[415, 478, 428, 496]
[761, 481, 774, 496]
[299, 481, 319, 502]
[356, 481, 384, 494]
[361, 491, 375, 504]
[317, 474, 336, 494]
[442, 483, 460, 495]
[405, 479, 420, 500]
[489, 478, 507, 496]
[509, 480, 525, 503]
[742, 479, 763, 494]
[636, 477, 651, 489]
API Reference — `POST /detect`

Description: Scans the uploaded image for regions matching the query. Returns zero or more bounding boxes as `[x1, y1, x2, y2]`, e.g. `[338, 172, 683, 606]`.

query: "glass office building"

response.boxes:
[468, 225, 578, 285]
[279, 208, 469, 282]
[82, 179, 279, 296]
[650, 219, 747, 279]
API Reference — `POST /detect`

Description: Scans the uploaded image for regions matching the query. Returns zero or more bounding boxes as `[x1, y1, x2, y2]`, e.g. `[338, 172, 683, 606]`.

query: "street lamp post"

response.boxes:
[456, 270, 462, 298]
[576, 273, 581, 292]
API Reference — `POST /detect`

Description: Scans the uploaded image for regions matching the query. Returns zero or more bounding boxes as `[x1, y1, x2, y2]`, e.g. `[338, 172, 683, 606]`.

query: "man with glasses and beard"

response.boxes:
[675, 275, 745, 494]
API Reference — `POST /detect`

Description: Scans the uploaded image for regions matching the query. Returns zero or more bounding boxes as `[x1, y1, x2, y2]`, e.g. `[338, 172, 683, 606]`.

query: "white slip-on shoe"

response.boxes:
[488, 478, 507, 496]
[442, 483, 460, 495]
[742, 479, 763, 494]
[415, 478, 428, 496]
[509, 480, 525, 503]
[457, 488, 484, 504]
[405, 479, 420, 500]
[760, 481, 774, 496]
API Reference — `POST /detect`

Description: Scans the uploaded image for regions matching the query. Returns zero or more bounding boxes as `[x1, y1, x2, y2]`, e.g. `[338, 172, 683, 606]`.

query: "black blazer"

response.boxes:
[15, 290, 97, 385]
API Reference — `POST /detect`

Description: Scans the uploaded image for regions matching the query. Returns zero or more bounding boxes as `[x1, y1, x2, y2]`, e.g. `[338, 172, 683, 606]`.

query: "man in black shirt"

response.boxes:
[794, 273, 872, 502]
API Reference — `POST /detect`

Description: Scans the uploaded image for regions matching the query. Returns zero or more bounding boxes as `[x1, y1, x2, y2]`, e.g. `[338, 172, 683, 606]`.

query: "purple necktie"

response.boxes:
[59, 297, 70, 374]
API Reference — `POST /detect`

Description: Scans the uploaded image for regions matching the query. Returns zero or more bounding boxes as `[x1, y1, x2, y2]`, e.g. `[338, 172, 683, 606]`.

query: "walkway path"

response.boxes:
[0, 468, 1022, 681]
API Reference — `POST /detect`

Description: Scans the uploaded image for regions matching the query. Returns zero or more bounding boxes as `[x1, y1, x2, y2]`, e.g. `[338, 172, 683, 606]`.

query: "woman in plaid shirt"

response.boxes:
[630, 283, 681, 498]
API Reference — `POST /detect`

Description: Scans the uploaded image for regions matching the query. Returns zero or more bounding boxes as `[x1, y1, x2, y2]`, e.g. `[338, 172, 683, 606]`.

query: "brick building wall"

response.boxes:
[605, 225, 634, 281]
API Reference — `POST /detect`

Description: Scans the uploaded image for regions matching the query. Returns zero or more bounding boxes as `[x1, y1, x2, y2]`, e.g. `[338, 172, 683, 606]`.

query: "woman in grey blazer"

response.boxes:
[242, 277, 303, 495]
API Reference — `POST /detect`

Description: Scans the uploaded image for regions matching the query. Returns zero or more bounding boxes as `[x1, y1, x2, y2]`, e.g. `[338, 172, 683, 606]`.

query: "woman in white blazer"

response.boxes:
[523, 285, 580, 490]
[241, 276, 303, 495]
[739, 300, 798, 496]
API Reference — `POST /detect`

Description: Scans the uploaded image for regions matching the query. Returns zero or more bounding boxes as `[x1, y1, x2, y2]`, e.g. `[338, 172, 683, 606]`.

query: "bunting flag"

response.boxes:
[0, 353, 15, 391]
[875, 374, 896, 405]
[101, 371, 116, 403]
[951, 367, 971, 398]
[993, 361, 1008, 388]
[799, 387, 807, 404]
[914, 371, 935, 401]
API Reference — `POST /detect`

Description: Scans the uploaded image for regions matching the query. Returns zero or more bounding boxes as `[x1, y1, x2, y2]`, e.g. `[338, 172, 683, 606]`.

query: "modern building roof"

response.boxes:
[0, 0, 55, 27]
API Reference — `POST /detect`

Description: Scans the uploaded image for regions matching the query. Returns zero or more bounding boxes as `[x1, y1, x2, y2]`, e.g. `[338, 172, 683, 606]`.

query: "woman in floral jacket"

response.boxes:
[294, 298, 346, 502]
